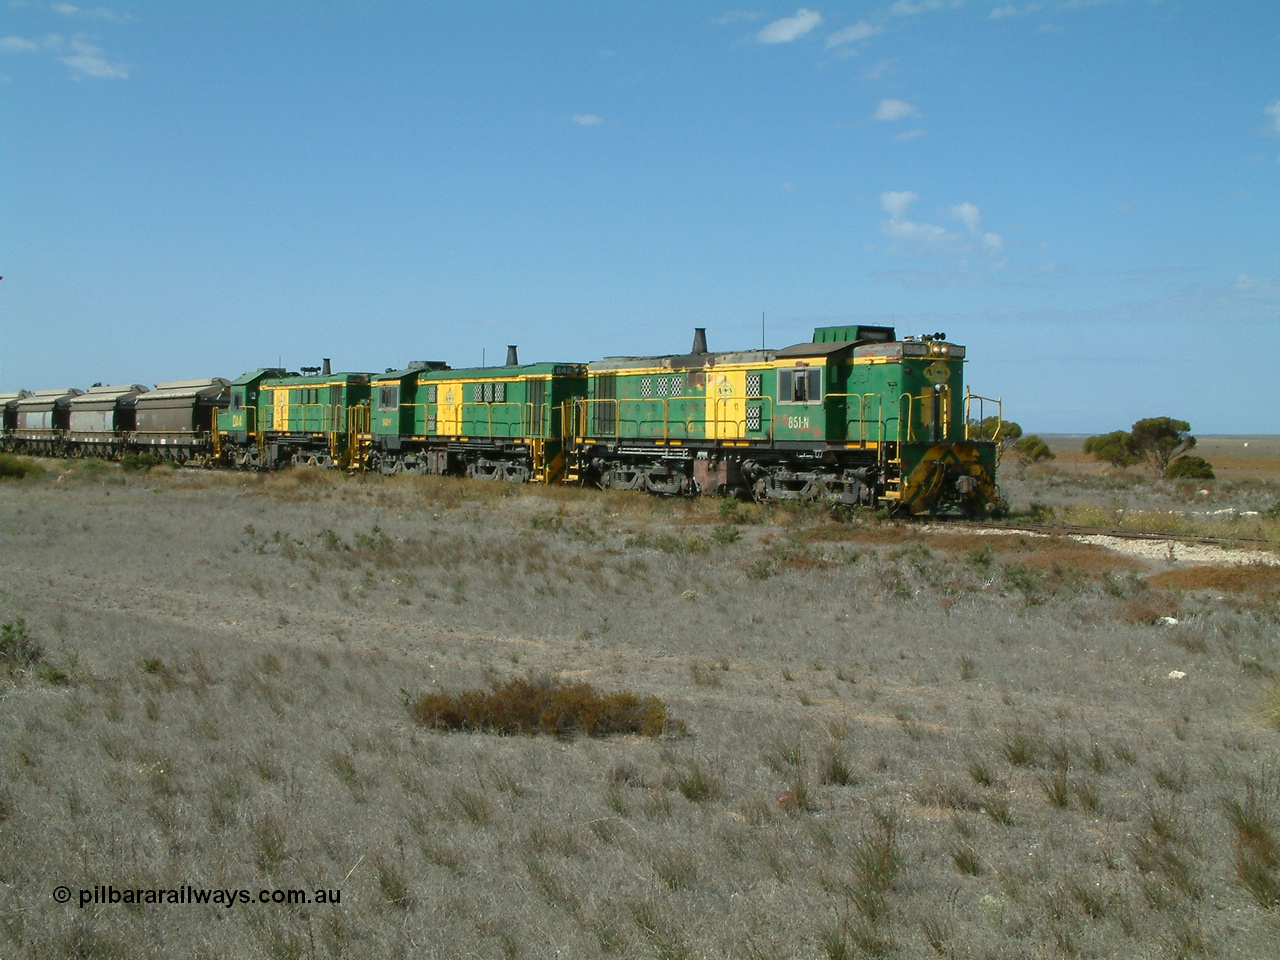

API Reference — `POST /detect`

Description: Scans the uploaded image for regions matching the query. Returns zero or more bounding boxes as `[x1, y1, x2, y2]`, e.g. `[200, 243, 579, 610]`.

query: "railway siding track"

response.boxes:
[947, 521, 1280, 567]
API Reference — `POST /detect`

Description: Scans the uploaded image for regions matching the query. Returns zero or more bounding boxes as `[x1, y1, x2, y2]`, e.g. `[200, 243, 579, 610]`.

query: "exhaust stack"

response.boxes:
[506, 345, 519, 366]
[691, 328, 708, 355]
[322, 358, 331, 375]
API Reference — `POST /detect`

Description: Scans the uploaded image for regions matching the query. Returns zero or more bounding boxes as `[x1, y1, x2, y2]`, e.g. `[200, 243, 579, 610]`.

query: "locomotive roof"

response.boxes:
[259, 371, 373, 386]
[410, 362, 586, 379]
[590, 349, 770, 371]
[230, 369, 286, 386]
[590, 338, 870, 371]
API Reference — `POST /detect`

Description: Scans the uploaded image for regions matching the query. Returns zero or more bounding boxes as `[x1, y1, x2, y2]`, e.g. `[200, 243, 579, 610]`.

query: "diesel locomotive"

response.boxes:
[2, 325, 1003, 516]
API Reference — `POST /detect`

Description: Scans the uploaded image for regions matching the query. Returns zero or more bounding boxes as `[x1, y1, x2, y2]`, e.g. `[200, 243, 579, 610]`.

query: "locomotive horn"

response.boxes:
[692, 328, 708, 355]
[506, 345, 519, 366]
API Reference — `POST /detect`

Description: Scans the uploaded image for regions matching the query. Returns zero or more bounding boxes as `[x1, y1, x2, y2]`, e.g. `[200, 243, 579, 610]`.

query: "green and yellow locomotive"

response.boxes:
[570, 326, 999, 516]
[366, 349, 587, 483]
[217, 361, 371, 469]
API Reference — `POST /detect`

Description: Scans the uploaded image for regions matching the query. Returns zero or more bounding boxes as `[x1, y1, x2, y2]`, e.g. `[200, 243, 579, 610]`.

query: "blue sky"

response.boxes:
[2, 1, 1277, 433]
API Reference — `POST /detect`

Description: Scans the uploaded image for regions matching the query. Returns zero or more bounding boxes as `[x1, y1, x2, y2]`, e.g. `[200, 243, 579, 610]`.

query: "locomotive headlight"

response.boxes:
[929, 342, 944, 356]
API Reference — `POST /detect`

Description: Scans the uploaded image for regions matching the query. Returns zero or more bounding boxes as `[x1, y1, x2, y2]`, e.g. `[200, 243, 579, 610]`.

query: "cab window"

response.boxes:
[778, 368, 822, 403]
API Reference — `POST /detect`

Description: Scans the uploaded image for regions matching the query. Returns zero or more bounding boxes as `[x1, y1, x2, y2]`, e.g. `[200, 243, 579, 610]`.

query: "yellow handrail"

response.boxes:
[963, 388, 1003, 443]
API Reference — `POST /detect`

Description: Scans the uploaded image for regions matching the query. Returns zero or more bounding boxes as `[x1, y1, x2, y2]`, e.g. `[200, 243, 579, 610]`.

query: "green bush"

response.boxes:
[1085, 418, 1197, 475]
[1130, 417, 1195, 475]
[1083, 430, 1139, 468]
[1, 618, 43, 671]
[120, 453, 162, 472]
[0, 454, 44, 480]
[1014, 435, 1055, 463]
[970, 417, 1022, 452]
[412, 676, 673, 738]
[1166, 455, 1214, 480]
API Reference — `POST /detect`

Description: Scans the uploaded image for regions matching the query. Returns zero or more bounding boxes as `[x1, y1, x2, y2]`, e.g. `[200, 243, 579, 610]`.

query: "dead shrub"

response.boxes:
[411, 676, 672, 738]
[1148, 564, 1280, 598]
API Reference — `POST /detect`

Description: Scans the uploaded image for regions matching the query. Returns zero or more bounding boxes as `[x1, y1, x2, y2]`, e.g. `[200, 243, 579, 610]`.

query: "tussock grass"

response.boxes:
[1260, 679, 1280, 733]
[1222, 778, 1280, 908]
[411, 675, 672, 738]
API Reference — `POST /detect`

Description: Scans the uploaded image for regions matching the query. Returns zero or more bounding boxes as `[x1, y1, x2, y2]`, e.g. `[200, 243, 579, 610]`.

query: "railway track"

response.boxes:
[958, 520, 1275, 549]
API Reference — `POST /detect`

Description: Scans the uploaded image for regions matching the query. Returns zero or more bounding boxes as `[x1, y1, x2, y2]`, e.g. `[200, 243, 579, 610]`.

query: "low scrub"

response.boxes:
[0, 618, 42, 671]
[411, 676, 673, 738]
[0, 454, 43, 480]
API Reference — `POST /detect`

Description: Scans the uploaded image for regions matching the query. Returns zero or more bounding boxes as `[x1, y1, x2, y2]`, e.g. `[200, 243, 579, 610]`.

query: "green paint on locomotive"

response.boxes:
[388, 363, 587, 440]
[253, 371, 372, 436]
[367, 362, 588, 480]
[217, 368, 373, 466]
[217, 369, 284, 441]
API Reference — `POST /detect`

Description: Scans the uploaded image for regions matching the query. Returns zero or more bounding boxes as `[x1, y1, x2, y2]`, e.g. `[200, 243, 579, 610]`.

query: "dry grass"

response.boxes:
[1149, 563, 1280, 597]
[2, 461, 1280, 958]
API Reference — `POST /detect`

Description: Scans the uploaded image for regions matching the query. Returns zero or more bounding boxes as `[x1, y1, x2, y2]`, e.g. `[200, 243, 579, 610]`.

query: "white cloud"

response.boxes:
[859, 59, 894, 82]
[895, 128, 926, 141]
[873, 98, 919, 121]
[950, 202, 982, 234]
[826, 20, 882, 49]
[2, 28, 130, 79]
[889, 0, 945, 16]
[1266, 100, 1280, 135]
[0, 36, 42, 53]
[571, 114, 603, 126]
[51, 4, 128, 21]
[756, 8, 822, 44]
[58, 38, 129, 79]
[949, 201, 1005, 251]
[879, 191, 1005, 260]
[880, 190, 919, 221]
[1236, 274, 1280, 298]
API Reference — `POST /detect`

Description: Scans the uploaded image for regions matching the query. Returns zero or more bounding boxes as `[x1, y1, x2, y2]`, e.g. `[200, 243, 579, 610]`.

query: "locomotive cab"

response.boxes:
[852, 333, 999, 516]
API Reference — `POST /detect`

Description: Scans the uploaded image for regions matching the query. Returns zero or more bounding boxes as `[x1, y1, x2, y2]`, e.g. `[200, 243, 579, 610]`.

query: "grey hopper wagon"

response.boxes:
[0, 391, 31, 437]
[65, 385, 150, 450]
[133, 378, 231, 461]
